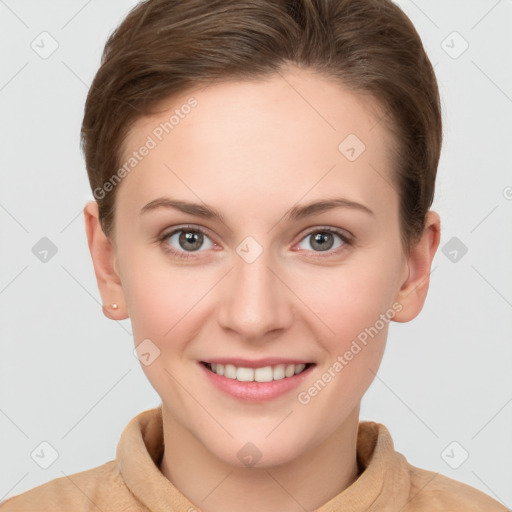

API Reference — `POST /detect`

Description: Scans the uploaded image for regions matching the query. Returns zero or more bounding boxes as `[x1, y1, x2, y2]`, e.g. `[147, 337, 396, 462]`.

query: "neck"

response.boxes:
[159, 405, 361, 512]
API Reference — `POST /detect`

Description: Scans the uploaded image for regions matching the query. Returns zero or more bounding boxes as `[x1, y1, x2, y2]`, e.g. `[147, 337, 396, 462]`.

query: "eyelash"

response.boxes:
[157, 224, 353, 261]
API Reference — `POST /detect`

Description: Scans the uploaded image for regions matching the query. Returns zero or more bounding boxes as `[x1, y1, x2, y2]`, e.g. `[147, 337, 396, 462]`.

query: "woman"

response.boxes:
[1, 0, 506, 510]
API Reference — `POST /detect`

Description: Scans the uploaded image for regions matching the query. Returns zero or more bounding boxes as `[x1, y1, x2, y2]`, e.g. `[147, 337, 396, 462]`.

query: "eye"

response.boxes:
[296, 227, 352, 255]
[158, 225, 215, 259]
[158, 225, 352, 260]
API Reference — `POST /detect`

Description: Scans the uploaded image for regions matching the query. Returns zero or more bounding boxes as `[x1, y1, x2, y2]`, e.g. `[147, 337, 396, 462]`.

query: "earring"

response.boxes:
[111, 303, 119, 310]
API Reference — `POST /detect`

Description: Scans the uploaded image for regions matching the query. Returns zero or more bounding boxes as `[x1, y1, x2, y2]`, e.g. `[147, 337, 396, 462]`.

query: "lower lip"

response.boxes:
[199, 362, 315, 402]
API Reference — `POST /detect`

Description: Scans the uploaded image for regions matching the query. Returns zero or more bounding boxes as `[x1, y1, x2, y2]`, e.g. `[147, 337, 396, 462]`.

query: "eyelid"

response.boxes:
[159, 224, 216, 243]
[296, 225, 353, 244]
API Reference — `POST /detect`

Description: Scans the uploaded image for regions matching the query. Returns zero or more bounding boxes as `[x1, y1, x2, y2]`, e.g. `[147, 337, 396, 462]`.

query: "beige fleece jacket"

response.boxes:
[0, 406, 507, 511]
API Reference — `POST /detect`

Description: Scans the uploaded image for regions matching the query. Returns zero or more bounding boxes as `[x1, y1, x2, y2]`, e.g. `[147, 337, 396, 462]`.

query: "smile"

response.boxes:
[199, 360, 316, 402]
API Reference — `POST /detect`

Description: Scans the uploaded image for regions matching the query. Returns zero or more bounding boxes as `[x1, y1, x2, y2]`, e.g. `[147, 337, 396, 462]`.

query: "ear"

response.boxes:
[83, 200, 128, 321]
[392, 210, 441, 322]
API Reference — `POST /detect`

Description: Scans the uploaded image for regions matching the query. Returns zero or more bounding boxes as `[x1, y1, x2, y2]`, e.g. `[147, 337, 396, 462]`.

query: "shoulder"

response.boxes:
[404, 463, 508, 511]
[0, 460, 140, 512]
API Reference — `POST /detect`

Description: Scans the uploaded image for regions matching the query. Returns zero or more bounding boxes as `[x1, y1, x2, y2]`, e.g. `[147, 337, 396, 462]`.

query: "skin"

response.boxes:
[84, 65, 440, 512]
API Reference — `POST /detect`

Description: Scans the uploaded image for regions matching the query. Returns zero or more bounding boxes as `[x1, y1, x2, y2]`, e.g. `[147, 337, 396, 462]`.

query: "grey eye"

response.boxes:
[297, 231, 345, 252]
[167, 229, 214, 252]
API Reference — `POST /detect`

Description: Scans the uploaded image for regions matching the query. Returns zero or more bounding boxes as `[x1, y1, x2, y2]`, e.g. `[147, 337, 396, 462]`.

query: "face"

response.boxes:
[91, 66, 427, 469]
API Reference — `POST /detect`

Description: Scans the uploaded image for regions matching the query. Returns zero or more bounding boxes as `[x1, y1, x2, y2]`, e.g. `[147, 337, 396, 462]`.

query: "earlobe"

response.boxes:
[102, 302, 123, 320]
[83, 201, 128, 320]
[392, 210, 441, 323]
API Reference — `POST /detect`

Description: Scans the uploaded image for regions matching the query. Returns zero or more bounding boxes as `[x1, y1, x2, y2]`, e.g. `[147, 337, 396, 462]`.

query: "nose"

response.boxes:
[216, 246, 294, 342]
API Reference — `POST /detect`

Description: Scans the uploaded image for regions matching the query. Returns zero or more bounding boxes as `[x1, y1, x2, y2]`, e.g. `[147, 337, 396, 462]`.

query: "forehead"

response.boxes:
[117, 68, 398, 219]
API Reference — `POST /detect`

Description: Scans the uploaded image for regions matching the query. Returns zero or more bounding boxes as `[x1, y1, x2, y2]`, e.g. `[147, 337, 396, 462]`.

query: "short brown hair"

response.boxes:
[81, 0, 442, 253]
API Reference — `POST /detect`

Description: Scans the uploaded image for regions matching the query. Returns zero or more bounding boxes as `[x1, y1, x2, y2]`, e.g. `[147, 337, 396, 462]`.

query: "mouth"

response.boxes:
[200, 361, 315, 383]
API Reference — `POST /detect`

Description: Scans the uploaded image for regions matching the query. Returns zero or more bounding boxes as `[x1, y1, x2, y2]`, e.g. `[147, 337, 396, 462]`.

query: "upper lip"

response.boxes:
[201, 357, 314, 368]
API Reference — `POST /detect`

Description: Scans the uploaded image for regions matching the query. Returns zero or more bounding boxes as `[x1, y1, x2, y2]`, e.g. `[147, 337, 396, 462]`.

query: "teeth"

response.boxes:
[207, 362, 309, 382]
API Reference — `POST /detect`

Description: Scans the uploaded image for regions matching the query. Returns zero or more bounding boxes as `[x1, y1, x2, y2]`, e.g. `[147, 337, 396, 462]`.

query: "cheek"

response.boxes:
[125, 265, 208, 396]
[293, 258, 400, 345]
[293, 263, 396, 429]
[124, 260, 212, 346]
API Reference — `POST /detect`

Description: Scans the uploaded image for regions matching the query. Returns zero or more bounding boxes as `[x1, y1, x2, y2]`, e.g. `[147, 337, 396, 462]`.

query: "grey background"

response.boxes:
[1, 0, 511, 506]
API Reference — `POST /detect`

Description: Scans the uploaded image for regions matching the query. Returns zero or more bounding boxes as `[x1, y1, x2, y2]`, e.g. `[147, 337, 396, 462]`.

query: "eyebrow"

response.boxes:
[139, 196, 374, 222]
